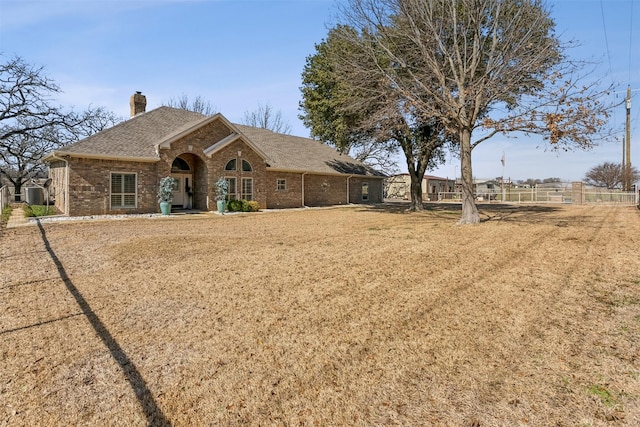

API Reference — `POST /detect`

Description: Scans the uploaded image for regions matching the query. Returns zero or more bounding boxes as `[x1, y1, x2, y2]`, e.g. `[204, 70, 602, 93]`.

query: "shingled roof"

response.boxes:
[234, 124, 384, 177]
[48, 107, 206, 160]
[45, 107, 384, 177]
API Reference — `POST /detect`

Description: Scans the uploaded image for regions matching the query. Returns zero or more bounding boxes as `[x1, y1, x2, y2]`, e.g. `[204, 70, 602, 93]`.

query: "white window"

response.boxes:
[362, 182, 369, 201]
[111, 173, 136, 208]
[242, 159, 253, 172]
[242, 177, 253, 201]
[277, 179, 286, 191]
[225, 177, 237, 201]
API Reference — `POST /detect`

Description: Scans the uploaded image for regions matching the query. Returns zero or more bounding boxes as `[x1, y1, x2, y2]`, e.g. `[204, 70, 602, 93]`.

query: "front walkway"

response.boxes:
[5, 205, 29, 229]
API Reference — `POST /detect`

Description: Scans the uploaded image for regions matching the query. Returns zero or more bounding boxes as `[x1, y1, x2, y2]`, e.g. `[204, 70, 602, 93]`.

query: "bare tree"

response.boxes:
[584, 162, 639, 189]
[164, 94, 217, 115]
[337, 0, 615, 223]
[299, 26, 451, 207]
[0, 55, 121, 198]
[242, 102, 292, 134]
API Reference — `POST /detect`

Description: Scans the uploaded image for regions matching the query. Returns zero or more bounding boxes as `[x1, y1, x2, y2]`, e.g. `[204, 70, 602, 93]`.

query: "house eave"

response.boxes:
[155, 113, 271, 162]
[43, 151, 159, 163]
[157, 113, 225, 149]
[203, 133, 242, 157]
[266, 166, 386, 178]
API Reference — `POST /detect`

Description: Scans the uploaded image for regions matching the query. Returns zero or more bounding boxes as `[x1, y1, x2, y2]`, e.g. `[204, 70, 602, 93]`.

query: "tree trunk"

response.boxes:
[14, 180, 24, 202]
[458, 129, 480, 224]
[408, 170, 423, 211]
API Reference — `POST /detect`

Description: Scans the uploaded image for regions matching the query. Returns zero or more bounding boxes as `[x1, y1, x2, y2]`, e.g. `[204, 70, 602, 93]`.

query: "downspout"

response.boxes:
[48, 153, 70, 216]
[346, 175, 353, 204]
[301, 173, 307, 207]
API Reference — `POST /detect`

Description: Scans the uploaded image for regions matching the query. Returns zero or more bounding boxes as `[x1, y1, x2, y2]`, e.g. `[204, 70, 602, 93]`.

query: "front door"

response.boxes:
[170, 173, 192, 209]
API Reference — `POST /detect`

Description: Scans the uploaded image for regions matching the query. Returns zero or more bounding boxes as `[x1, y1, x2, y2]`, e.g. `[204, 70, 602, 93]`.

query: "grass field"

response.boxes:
[1, 203, 639, 426]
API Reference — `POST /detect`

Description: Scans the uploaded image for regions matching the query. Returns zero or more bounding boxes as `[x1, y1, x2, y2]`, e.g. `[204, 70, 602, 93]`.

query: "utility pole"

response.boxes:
[624, 85, 632, 191]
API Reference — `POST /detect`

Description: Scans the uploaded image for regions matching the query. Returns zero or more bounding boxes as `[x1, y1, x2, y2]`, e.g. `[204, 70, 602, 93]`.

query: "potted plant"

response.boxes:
[158, 176, 177, 215]
[215, 177, 228, 213]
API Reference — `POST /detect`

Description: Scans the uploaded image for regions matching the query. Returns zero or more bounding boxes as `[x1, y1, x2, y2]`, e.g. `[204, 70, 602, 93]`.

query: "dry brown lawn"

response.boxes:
[1, 203, 639, 426]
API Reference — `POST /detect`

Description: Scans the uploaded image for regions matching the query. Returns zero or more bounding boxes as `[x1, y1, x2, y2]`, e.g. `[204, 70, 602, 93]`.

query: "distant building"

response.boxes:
[385, 174, 455, 201]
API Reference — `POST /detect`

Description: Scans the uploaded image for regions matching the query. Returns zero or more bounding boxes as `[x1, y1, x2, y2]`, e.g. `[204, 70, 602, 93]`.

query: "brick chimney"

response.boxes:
[130, 91, 146, 117]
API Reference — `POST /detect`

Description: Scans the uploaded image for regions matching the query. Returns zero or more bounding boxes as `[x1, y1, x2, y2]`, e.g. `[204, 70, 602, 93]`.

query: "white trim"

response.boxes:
[110, 172, 138, 209]
[241, 177, 254, 201]
[224, 176, 237, 200]
[204, 133, 242, 157]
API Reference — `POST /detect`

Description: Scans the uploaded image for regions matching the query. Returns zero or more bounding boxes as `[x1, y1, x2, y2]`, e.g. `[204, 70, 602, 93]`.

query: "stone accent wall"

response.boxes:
[265, 171, 304, 208]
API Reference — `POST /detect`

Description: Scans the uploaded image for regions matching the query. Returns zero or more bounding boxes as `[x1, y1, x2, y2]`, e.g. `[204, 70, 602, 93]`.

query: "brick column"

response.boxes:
[572, 181, 584, 205]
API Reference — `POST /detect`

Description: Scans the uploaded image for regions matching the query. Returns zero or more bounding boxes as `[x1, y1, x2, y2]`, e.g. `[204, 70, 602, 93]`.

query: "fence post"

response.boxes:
[572, 182, 584, 205]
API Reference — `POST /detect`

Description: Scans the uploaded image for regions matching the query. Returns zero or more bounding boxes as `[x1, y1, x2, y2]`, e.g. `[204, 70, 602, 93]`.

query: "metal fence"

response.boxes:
[438, 185, 639, 206]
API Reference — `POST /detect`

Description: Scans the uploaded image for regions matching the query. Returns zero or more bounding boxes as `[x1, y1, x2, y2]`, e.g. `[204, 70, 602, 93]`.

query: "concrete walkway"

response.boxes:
[5, 205, 31, 228]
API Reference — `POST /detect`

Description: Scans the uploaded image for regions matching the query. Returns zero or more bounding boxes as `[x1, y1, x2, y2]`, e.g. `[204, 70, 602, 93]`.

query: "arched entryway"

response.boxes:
[169, 154, 208, 211]
[170, 157, 192, 209]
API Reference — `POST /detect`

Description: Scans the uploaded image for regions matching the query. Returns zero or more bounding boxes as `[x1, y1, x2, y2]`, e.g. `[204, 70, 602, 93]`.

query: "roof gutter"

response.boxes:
[302, 172, 307, 207]
[266, 166, 385, 179]
[43, 151, 159, 163]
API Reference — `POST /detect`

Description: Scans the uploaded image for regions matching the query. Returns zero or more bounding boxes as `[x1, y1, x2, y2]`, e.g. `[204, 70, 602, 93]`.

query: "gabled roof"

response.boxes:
[234, 124, 385, 177]
[44, 106, 384, 178]
[45, 107, 206, 161]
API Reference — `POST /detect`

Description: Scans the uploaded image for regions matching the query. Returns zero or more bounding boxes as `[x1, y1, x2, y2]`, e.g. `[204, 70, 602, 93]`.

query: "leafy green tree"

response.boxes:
[1, 55, 121, 198]
[300, 26, 451, 210]
[335, 0, 614, 223]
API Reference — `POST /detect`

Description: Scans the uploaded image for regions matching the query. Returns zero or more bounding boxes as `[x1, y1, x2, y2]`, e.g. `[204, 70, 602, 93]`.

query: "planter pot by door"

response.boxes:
[160, 201, 171, 215]
[217, 200, 225, 213]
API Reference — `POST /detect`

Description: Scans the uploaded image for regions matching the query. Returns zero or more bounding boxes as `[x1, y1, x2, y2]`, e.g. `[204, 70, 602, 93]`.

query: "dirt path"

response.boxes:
[1, 204, 639, 426]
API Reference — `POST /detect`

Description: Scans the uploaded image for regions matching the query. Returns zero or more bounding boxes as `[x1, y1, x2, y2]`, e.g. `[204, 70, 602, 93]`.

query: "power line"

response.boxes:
[599, 0, 615, 84]
[628, 0, 635, 83]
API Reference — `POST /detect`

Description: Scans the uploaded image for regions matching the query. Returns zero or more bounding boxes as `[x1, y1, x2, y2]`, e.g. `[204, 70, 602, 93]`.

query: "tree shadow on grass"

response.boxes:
[358, 201, 564, 223]
[35, 220, 171, 426]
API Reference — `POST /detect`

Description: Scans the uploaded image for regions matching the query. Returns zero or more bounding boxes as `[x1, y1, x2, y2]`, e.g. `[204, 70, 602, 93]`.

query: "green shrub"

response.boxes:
[226, 199, 260, 212]
[1, 206, 11, 223]
[227, 199, 244, 212]
[242, 200, 260, 212]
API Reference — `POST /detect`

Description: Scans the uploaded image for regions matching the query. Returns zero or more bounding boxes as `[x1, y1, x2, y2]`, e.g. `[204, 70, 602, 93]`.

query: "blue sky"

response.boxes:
[1, 0, 638, 181]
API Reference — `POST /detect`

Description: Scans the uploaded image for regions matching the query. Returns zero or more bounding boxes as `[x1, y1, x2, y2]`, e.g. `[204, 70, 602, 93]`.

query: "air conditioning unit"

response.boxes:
[25, 187, 44, 205]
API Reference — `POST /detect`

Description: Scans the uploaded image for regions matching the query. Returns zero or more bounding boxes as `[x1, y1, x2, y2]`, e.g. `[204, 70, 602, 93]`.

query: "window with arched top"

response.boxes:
[171, 157, 191, 172]
[242, 159, 252, 172]
[225, 159, 237, 171]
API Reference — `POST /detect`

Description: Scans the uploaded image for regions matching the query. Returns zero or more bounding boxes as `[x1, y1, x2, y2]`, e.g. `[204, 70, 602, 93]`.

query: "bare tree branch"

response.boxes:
[164, 94, 217, 115]
[242, 102, 292, 134]
[0, 55, 122, 197]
